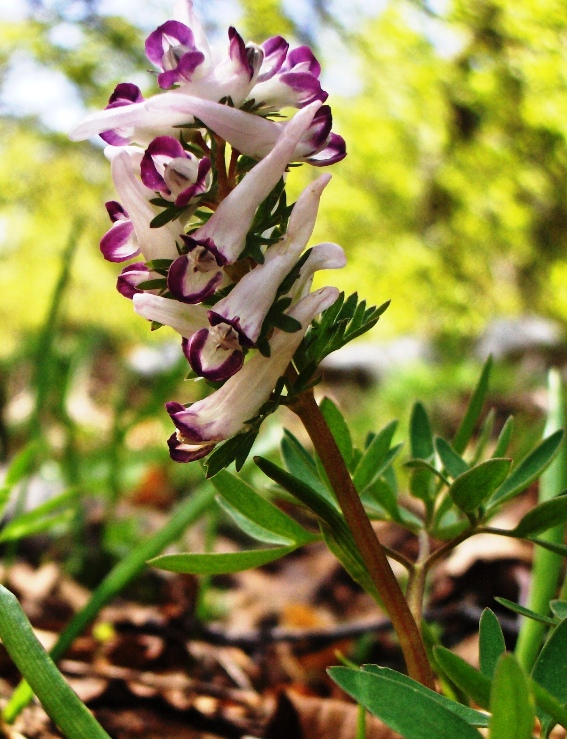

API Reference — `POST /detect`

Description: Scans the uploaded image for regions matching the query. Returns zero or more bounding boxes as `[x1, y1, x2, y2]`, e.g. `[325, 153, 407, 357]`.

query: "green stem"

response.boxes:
[406, 532, 430, 624]
[291, 388, 435, 689]
[516, 369, 567, 671]
[3, 483, 215, 723]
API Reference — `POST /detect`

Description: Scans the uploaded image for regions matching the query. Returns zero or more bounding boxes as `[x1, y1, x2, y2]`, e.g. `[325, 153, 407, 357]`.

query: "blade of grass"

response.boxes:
[0, 585, 110, 738]
[3, 482, 215, 723]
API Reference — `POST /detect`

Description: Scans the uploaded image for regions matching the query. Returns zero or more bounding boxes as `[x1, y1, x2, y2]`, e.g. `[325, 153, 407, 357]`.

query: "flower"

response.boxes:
[166, 101, 322, 304]
[140, 135, 211, 207]
[100, 201, 140, 262]
[71, 0, 349, 467]
[100, 83, 145, 146]
[252, 45, 328, 110]
[166, 286, 339, 461]
[133, 292, 209, 336]
[206, 173, 334, 347]
[144, 1, 326, 111]
[106, 148, 181, 263]
[69, 93, 345, 167]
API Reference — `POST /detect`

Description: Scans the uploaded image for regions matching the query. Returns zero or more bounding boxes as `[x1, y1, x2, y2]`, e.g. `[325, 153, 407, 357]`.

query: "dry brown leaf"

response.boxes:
[265, 691, 403, 739]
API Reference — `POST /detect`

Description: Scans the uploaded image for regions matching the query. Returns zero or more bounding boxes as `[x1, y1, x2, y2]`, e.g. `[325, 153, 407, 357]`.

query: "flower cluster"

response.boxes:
[70, 0, 347, 464]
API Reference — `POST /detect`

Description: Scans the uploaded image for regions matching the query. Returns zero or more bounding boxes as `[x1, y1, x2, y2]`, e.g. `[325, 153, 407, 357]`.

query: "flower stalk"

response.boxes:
[289, 382, 435, 689]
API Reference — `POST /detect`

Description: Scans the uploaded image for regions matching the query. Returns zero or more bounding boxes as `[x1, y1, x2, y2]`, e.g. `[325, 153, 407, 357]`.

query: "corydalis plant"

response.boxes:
[70, 0, 353, 470]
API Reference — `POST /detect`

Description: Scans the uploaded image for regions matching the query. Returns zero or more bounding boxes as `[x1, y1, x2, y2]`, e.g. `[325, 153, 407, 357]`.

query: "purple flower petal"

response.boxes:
[184, 326, 244, 381]
[140, 136, 187, 193]
[100, 83, 145, 145]
[283, 46, 321, 76]
[258, 36, 289, 82]
[145, 20, 195, 66]
[167, 241, 226, 303]
[173, 156, 211, 207]
[100, 219, 139, 262]
[167, 432, 215, 462]
[306, 133, 347, 167]
[157, 50, 205, 89]
[117, 262, 150, 299]
[105, 200, 129, 222]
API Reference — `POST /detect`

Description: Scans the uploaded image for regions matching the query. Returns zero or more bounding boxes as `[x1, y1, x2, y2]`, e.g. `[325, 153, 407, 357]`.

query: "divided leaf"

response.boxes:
[435, 437, 469, 479]
[532, 616, 567, 734]
[410, 402, 434, 460]
[479, 608, 506, 679]
[488, 430, 564, 509]
[489, 654, 534, 739]
[328, 666, 483, 738]
[320, 397, 353, 470]
[453, 356, 492, 454]
[448, 458, 511, 513]
[211, 469, 316, 546]
[149, 546, 295, 575]
[513, 492, 567, 538]
[352, 420, 398, 492]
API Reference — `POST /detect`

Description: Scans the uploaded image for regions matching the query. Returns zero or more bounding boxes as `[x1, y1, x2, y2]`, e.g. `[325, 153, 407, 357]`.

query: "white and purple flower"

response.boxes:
[166, 101, 322, 304]
[72, 0, 349, 464]
[140, 136, 211, 207]
[100, 201, 140, 262]
[166, 286, 339, 462]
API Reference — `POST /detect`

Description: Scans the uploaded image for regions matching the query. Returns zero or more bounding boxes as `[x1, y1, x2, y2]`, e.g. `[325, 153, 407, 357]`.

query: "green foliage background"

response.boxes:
[2, 0, 567, 356]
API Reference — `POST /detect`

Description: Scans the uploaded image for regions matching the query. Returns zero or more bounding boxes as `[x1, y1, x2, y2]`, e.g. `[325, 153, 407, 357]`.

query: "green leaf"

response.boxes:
[281, 430, 336, 506]
[433, 646, 491, 709]
[211, 469, 316, 546]
[489, 654, 534, 739]
[149, 546, 295, 574]
[410, 402, 434, 460]
[488, 430, 564, 508]
[149, 204, 186, 228]
[352, 420, 398, 492]
[437, 632, 567, 731]
[204, 430, 259, 476]
[361, 665, 489, 727]
[0, 511, 72, 543]
[328, 666, 483, 738]
[494, 597, 558, 626]
[528, 537, 567, 558]
[453, 356, 492, 454]
[479, 608, 506, 679]
[405, 459, 449, 486]
[363, 477, 420, 529]
[320, 397, 353, 469]
[0, 586, 110, 738]
[492, 416, 514, 459]
[0, 487, 11, 521]
[355, 443, 403, 495]
[4, 442, 41, 488]
[216, 498, 294, 545]
[532, 616, 567, 734]
[0, 488, 79, 543]
[513, 493, 567, 537]
[435, 437, 469, 479]
[135, 278, 168, 291]
[144, 258, 173, 271]
[470, 408, 495, 465]
[448, 458, 512, 513]
[550, 600, 567, 620]
[254, 457, 378, 599]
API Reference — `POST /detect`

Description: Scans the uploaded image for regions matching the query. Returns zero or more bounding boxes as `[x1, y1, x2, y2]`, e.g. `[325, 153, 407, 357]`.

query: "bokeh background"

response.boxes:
[2, 0, 567, 482]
